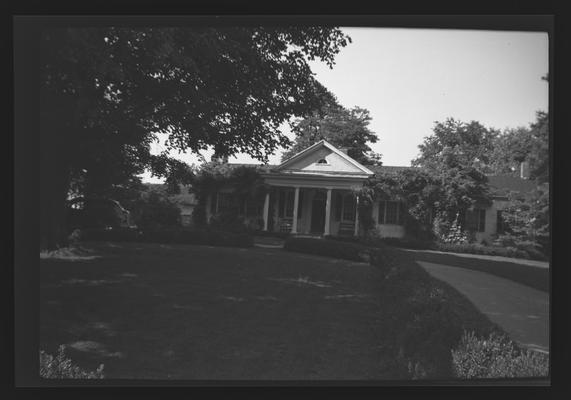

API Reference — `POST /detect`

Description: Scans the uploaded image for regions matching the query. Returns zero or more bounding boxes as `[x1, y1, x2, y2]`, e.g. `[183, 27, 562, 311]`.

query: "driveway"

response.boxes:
[417, 261, 550, 354]
[41, 242, 391, 380]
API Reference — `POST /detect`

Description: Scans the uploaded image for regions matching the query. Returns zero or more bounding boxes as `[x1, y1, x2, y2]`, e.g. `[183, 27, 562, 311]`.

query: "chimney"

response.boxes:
[520, 161, 530, 179]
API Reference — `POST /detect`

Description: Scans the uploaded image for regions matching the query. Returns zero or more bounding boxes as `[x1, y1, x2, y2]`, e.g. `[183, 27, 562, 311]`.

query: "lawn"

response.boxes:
[40, 242, 396, 380]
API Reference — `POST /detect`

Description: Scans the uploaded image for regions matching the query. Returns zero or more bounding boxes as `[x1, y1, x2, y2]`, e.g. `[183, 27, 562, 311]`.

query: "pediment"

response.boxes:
[276, 140, 373, 176]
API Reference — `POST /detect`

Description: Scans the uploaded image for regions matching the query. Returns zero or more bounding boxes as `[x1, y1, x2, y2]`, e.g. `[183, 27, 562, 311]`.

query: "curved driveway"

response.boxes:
[417, 261, 550, 353]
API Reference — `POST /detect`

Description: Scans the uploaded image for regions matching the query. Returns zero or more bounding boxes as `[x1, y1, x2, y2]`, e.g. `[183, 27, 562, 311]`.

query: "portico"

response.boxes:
[259, 140, 373, 236]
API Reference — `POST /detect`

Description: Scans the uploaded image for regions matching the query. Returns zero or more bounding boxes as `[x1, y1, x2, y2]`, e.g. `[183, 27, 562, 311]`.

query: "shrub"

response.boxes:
[434, 242, 531, 259]
[284, 237, 370, 262]
[40, 345, 104, 379]
[135, 191, 181, 230]
[451, 331, 549, 379]
[369, 244, 500, 379]
[209, 211, 248, 233]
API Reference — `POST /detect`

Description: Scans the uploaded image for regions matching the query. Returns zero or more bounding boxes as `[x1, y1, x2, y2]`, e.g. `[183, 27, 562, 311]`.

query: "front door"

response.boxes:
[310, 191, 326, 233]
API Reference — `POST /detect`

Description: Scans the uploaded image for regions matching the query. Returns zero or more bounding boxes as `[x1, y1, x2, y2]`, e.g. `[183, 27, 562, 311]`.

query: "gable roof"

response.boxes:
[487, 175, 538, 198]
[276, 140, 374, 175]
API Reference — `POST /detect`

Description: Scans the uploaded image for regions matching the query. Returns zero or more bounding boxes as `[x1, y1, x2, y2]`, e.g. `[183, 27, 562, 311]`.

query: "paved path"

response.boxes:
[417, 261, 549, 354]
[405, 248, 549, 268]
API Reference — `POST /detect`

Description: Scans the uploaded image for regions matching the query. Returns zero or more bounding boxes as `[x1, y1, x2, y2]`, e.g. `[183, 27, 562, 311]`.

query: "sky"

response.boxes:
[141, 27, 548, 183]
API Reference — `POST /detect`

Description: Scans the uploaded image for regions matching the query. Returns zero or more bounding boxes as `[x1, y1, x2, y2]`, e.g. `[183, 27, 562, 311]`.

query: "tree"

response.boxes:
[40, 26, 351, 250]
[413, 119, 499, 173]
[412, 119, 496, 227]
[281, 86, 381, 165]
[489, 111, 549, 183]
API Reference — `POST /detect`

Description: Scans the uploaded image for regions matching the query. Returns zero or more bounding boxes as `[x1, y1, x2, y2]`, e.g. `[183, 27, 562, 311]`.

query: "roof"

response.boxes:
[275, 140, 375, 176]
[486, 175, 538, 198]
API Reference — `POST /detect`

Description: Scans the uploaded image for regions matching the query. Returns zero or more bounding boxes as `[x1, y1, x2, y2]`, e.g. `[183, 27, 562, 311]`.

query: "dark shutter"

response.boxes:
[378, 201, 385, 224]
[478, 209, 486, 232]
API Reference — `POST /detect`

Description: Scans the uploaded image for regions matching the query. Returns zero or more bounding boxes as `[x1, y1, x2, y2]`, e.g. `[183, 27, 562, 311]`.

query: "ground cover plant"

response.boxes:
[40, 345, 105, 379]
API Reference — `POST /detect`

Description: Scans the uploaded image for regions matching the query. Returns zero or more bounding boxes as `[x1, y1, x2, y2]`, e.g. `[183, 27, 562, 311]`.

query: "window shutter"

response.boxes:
[478, 209, 486, 232]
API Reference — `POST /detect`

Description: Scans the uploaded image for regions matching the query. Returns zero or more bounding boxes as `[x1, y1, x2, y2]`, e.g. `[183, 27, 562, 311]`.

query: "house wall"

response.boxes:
[474, 199, 509, 243]
[371, 200, 406, 238]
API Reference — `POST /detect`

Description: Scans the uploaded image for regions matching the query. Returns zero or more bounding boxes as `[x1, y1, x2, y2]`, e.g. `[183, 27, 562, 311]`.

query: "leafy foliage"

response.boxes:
[490, 112, 549, 184]
[412, 118, 495, 227]
[135, 190, 182, 230]
[452, 331, 549, 379]
[40, 345, 105, 379]
[190, 162, 267, 227]
[40, 26, 351, 249]
[495, 184, 550, 257]
[281, 86, 381, 165]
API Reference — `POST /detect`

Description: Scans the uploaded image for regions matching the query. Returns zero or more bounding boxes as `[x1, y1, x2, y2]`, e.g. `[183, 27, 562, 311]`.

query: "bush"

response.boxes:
[284, 237, 370, 262]
[40, 345, 104, 379]
[369, 244, 500, 379]
[452, 331, 549, 379]
[434, 242, 531, 260]
[135, 191, 181, 230]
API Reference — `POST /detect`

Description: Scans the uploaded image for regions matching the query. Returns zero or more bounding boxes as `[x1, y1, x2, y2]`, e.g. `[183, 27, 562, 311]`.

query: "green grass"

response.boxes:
[40, 242, 397, 380]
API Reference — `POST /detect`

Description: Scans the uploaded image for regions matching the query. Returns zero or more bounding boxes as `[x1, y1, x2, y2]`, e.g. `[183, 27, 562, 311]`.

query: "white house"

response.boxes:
[203, 140, 537, 242]
[205, 140, 406, 237]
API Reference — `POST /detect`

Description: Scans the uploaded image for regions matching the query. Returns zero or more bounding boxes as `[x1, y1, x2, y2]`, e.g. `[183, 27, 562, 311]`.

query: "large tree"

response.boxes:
[40, 26, 351, 250]
[412, 119, 497, 225]
[281, 87, 381, 165]
[489, 111, 549, 184]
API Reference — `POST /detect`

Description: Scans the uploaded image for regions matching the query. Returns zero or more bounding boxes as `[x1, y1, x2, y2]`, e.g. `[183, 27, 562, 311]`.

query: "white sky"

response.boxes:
[141, 27, 548, 183]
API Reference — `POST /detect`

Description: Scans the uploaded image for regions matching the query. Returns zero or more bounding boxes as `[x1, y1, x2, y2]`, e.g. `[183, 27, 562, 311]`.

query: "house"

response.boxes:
[202, 140, 537, 242]
[204, 140, 406, 237]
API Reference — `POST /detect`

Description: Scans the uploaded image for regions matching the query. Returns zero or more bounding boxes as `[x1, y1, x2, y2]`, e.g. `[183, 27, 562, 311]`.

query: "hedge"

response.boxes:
[79, 227, 253, 248]
[369, 243, 548, 379]
[326, 235, 547, 261]
[283, 237, 371, 262]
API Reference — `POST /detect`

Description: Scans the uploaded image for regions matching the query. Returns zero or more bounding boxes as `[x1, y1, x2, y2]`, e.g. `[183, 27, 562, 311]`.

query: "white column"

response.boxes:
[354, 195, 360, 236]
[263, 191, 270, 231]
[291, 187, 300, 234]
[324, 188, 332, 236]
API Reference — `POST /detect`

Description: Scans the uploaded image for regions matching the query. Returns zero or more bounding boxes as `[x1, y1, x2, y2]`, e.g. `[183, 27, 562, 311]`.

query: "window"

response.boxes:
[465, 208, 486, 232]
[378, 201, 403, 225]
[316, 158, 328, 165]
[385, 201, 399, 224]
